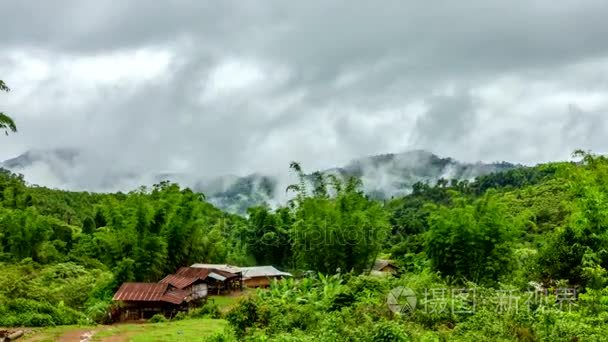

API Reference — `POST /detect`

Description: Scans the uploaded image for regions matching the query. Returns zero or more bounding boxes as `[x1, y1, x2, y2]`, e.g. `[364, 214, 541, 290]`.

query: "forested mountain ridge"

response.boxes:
[1, 149, 517, 214]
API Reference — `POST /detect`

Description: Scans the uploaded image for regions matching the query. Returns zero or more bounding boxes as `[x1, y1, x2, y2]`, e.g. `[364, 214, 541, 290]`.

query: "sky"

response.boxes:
[2, 0, 608, 184]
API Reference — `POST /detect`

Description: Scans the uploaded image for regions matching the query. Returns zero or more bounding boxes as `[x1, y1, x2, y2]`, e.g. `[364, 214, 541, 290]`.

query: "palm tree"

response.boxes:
[0, 80, 17, 135]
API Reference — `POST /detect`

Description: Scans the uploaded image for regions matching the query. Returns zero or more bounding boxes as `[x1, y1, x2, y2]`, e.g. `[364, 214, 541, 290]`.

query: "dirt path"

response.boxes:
[55, 329, 93, 342]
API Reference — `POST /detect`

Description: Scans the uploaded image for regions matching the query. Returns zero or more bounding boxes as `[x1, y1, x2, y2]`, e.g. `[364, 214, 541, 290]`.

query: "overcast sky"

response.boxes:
[2, 0, 608, 179]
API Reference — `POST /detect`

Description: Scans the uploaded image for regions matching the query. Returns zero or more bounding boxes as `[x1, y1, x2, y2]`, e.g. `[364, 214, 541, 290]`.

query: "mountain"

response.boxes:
[1, 149, 518, 214]
[196, 150, 517, 213]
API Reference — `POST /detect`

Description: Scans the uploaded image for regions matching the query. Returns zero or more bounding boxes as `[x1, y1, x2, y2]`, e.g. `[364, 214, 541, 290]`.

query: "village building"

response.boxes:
[112, 282, 189, 321]
[112, 263, 294, 321]
[190, 264, 292, 288]
[158, 274, 209, 304]
[371, 260, 399, 276]
[240, 266, 292, 288]
[173, 266, 242, 294]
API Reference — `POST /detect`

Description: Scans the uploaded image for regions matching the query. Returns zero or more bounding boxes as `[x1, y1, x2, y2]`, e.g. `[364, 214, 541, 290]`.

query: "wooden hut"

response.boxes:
[372, 260, 399, 275]
[112, 283, 188, 321]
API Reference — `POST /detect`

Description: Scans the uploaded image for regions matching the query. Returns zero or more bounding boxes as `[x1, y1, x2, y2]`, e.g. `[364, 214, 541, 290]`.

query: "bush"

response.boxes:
[149, 313, 168, 323]
[369, 320, 410, 342]
[226, 296, 261, 337]
[188, 302, 221, 319]
[173, 311, 188, 321]
[20, 313, 56, 327]
[208, 327, 238, 342]
[85, 300, 113, 324]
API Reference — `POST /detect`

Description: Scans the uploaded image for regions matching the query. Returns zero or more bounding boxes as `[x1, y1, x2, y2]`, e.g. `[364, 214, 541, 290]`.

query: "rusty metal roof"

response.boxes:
[159, 274, 199, 289]
[161, 289, 189, 305]
[212, 268, 240, 279]
[113, 283, 168, 302]
[175, 267, 212, 279]
[175, 267, 239, 279]
[112, 283, 187, 304]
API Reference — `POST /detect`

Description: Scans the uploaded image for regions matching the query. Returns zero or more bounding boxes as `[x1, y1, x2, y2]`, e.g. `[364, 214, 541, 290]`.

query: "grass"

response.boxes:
[208, 295, 240, 311]
[93, 318, 227, 341]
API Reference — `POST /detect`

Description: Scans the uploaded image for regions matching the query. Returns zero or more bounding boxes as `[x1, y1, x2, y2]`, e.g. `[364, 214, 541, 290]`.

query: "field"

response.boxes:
[208, 295, 241, 312]
[22, 318, 227, 342]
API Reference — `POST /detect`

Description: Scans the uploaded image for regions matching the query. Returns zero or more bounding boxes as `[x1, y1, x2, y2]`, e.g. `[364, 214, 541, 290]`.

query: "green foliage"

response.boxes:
[245, 206, 293, 268]
[188, 301, 221, 319]
[4, 152, 608, 341]
[287, 165, 390, 274]
[370, 321, 410, 342]
[425, 194, 517, 284]
[0, 169, 246, 326]
[0, 79, 17, 135]
[149, 313, 169, 323]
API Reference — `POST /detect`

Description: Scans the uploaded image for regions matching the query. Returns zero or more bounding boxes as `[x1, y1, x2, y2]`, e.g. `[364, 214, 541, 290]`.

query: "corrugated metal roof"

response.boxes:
[191, 263, 241, 273]
[176, 267, 239, 280]
[373, 260, 398, 271]
[212, 268, 240, 279]
[113, 283, 169, 302]
[175, 267, 212, 279]
[113, 283, 188, 304]
[208, 272, 227, 281]
[240, 266, 292, 279]
[161, 289, 189, 305]
[190, 264, 290, 279]
[159, 274, 199, 289]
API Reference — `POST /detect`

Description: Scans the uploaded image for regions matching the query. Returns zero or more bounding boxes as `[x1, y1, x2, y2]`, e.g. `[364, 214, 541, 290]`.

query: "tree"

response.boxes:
[245, 206, 293, 267]
[425, 194, 517, 284]
[82, 217, 96, 235]
[0, 80, 17, 135]
[288, 164, 390, 274]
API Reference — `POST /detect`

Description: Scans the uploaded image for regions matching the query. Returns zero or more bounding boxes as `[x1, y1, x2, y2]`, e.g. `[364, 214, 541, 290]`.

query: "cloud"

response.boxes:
[1, 1, 608, 191]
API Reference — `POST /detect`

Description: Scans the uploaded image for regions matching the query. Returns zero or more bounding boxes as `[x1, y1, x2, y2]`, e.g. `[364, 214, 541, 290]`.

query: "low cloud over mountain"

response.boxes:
[1, 148, 515, 214]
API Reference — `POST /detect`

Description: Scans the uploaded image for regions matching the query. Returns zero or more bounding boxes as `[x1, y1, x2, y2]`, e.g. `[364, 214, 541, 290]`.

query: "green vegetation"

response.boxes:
[3, 150, 608, 340]
[94, 318, 228, 341]
[0, 79, 17, 135]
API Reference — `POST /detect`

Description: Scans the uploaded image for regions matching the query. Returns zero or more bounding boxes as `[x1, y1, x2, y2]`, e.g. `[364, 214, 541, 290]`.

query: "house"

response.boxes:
[372, 260, 399, 275]
[158, 274, 208, 303]
[240, 266, 292, 288]
[112, 283, 189, 321]
[173, 267, 242, 294]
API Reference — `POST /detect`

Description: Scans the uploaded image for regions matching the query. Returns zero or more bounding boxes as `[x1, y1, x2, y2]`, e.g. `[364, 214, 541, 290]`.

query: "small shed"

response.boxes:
[112, 283, 188, 321]
[372, 260, 399, 274]
[240, 266, 292, 288]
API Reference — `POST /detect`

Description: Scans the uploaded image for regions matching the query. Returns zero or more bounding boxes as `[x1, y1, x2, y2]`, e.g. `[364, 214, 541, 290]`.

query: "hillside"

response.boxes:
[3, 152, 608, 340]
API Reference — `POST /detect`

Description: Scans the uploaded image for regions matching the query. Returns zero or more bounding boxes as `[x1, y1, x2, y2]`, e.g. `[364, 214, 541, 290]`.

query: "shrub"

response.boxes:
[369, 320, 410, 342]
[85, 300, 113, 324]
[226, 296, 261, 336]
[20, 313, 56, 327]
[188, 302, 221, 319]
[208, 327, 238, 342]
[173, 311, 188, 321]
[149, 313, 168, 323]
